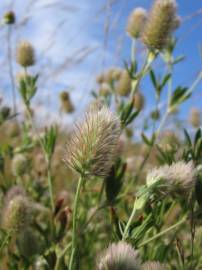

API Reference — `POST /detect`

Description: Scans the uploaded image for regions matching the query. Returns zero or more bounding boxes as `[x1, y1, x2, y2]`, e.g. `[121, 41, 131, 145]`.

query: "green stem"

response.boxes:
[131, 38, 136, 64]
[187, 71, 202, 95]
[55, 243, 71, 270]
[81, 204, 106, 232]
[122, 199, 137, 240]
[25, 104, 54, 212]
[0, 232, 10, 253]
[131, 50, 156, 97]
[138, 216, 187, 248]
[69, 175, 84, 270]
[7, 26, 17, 114]
[47, 158, 54, 213]
[134, 60, 172, 182]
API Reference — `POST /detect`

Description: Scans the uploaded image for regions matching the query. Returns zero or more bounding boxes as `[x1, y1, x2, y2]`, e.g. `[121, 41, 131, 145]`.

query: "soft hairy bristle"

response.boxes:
[126, 7, 147, 38]
[146, 161, 197, 196]
[142, 0, 178, 50]
[64, 106, 121, 178]
[97, 241, 140, 270]
[16, 41, 35, 67]
[142, 261, 166, 270]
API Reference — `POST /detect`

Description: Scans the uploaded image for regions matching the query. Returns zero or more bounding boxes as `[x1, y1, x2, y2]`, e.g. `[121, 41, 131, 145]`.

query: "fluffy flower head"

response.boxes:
[142, 261, 166, 270]
[16, 41, 35, 67]
[65, 106, 121, 177]
[126, 7, 147, 38]
[2, 195, 31, 232]
[146, 161, 197, 195]
[97, 241, 140, 270]
[142, 0, 178, 50]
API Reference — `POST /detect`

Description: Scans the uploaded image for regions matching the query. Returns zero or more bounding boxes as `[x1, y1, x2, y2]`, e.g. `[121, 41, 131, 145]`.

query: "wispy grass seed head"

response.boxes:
[65, 106, 121, 178]
[146, 161, 197, 196]
[97, 241, 140, 270]
[16, 41, 35, 67]
[142, 0, 177, 50]
[126, 7, 147, 39]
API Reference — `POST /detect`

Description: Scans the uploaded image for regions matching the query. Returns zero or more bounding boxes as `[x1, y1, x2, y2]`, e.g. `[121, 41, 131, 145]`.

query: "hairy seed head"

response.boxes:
[17, 228, 44, 258]
[126, 7, 147, 38]
[60, 91, 74, 113]
[189, 108, 201, 128]
[133, 92, 145, 111]
[60, 91, 70, 101]
[96, 68, 122, 85]
[2, 195, 31, 232]
[146, 161, 197, 196]
[3, 11, 15, 24]
[116, 70, 132, 96]
[97, 241, 140, 270]
[16, 41, 35, 67]
[142, 0, 177, 50]
[65, 106, 121, 177]
[99, 83, 111, 97]
[142, 261, 166, 270]
[12, 154, 30, 176]
[4, 186, 26, 205]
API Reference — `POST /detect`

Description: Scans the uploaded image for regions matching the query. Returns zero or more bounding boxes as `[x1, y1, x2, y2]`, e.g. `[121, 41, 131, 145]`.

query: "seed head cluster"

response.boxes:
[133, 92, 145, 111]
[2, 194, 31, 232]
[60, 91, 74, 113]
[97, 241, 140, 270]
[65, 106, 121, 177]
[3, 11, 15, 24]
[142, 0, 178, 50]
[116, 70, 132, 96]
[16, 41, 35, 67]
[189, 108, 201, 128]
[146, 161, 197, 196]
[126, 8, 147, 39]
[12, 154, 30, 177]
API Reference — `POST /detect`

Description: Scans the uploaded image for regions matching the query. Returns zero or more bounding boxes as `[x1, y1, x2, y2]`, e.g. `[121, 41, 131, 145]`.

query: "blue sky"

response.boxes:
[0, 0, 202, 128]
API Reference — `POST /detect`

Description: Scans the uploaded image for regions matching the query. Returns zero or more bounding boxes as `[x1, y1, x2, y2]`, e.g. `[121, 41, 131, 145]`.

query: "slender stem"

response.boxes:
[122, 199, 137, 240]
[55, 243, 71, 270]
[157, 63, 173, 134]
[81, 204, 106, 232]
[131, 38, 136, 64]
[138, 216, 187, 248]
[69, 175, 84, 270]
[98, 179, 105, 203]
[131, 50, 156, 97]
[156, 110, 169, 135]
[0, 232, 10, 253]
[7, 26, 17, 114]
[47, 158, 54, 213]
[25, 105, 55, 237]
[134, 61, 172, 182]
[187, 71, 202, 95]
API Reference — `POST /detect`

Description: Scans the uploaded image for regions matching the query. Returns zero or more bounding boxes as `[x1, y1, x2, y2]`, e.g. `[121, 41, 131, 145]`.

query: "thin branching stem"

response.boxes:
[7, 26, 17, 114]
[122, 198, 137, 240]
[138, 216, 187, 248]
[69, 175, 84, 270]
